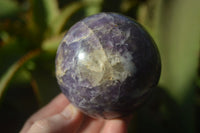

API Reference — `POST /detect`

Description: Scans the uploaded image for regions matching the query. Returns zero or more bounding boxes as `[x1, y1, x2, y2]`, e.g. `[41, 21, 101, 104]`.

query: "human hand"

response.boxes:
[20, 93, 132, 133]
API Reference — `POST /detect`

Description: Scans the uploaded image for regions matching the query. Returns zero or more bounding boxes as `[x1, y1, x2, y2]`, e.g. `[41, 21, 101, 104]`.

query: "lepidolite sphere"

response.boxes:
[55, 13, 161, 119]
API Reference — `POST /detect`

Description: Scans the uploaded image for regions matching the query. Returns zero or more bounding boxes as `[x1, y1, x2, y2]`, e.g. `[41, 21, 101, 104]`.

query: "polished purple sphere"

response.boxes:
[55, 13, 161, 119]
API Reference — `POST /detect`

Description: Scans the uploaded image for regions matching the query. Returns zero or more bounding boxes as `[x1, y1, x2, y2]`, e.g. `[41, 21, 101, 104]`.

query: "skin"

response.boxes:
[20, 93, 132, 133]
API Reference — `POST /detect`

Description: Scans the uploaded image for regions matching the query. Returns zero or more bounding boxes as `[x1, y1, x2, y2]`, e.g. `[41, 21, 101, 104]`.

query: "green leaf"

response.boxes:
[82, 0, 103, 16]
[0, 49, 40, 102]
[42, 0, 60, 26]
[31, 0, 59, 36]
[41, 33, 64, 53]
[49, 2, 84, 35]
[157, 0, 200, 103]
[0, 0, 20, 18]
[138, 0, 200, 132]
[143, 0, 199, 132]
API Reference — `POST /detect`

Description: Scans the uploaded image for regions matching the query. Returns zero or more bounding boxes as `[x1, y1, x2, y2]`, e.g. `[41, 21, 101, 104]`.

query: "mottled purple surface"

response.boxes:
[55, 13, 161, 119]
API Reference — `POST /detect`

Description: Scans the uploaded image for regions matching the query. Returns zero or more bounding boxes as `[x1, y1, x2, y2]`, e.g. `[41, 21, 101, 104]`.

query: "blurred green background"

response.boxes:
[0, 0, 199, 132]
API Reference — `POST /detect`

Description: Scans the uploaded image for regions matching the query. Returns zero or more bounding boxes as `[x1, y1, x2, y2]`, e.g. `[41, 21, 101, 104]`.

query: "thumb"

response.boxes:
[27, 104, 84, 133]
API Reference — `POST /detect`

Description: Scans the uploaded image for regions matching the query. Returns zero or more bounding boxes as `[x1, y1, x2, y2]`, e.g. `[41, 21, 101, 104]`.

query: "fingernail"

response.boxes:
[61, 104, 79, 120]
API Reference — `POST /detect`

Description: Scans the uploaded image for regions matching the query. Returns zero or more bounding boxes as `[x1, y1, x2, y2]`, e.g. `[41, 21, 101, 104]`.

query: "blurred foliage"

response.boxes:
[0, 0, 199, 133]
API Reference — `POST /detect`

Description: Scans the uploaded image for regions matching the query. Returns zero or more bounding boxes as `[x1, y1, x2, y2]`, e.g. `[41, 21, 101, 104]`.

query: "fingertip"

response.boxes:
[26, 104, 84, 133]
[51, 104, 84, 133]
[27, 119, 50, 133]
[101, 117, 130, 133]
[50, 93, 69, 107]
[20, 93, 69, 133]
[61, 104, 83, 121]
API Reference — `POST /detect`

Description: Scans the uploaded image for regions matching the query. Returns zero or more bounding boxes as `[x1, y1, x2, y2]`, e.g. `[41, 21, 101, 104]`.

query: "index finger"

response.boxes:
[20, 93, 69, 133]
[101, 115, 133, 133]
